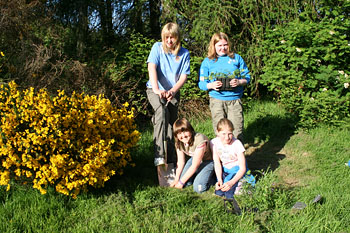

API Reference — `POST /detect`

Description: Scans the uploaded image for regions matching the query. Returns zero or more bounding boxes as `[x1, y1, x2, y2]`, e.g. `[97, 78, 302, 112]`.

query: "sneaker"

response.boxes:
[154, 157, 166, 166]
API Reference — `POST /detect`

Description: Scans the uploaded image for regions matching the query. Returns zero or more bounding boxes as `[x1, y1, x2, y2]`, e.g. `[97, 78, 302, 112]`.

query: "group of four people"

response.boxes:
[146, 22, 255, 199]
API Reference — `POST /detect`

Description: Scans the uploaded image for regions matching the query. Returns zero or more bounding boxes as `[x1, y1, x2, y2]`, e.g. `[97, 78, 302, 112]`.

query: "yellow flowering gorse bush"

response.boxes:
[0, 81, 140, 198]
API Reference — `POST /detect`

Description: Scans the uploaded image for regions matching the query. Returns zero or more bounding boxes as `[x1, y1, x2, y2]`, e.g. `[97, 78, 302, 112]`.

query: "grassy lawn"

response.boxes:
[1, 100, 350, 232]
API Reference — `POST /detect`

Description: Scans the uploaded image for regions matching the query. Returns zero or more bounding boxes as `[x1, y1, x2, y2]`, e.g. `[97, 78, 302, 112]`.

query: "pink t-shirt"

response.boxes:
[210, 137, 245, 169]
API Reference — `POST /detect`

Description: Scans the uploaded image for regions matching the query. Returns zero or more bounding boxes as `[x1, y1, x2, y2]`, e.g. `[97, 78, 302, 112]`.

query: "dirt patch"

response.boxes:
[245, 142, 316, 188]
[244, 141, 287, 175]
[274, 148, 317, 188]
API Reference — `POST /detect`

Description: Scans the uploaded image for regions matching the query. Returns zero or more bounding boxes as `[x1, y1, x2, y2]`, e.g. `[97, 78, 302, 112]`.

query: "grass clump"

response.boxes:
[1, 100, 350, 232]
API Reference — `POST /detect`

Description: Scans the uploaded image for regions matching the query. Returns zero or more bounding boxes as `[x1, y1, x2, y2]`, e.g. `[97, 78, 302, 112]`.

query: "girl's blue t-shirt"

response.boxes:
[198, 54, 250, 101]
[146, 42, 190, 91]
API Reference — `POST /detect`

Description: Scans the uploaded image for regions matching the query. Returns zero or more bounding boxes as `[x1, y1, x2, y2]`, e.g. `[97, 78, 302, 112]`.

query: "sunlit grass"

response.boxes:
[1, 100, 350, 232]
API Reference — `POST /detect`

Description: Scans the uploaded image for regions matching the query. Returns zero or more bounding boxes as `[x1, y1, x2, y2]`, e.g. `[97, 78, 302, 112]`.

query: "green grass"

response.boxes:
[1, 100, 350, 232]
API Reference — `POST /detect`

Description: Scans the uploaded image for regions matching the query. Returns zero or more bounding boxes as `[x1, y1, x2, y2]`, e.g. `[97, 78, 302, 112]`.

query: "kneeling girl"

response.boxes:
[211, 118, 255, 198]
[170, 118, 214, 193]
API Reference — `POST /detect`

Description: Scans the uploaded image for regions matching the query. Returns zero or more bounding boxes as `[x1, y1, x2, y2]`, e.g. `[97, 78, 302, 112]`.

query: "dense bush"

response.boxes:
[0, 82, 140, 198]
[259, 6, 350, 127]
[181, 55, 208, 101]
[104, 33, 156, 116]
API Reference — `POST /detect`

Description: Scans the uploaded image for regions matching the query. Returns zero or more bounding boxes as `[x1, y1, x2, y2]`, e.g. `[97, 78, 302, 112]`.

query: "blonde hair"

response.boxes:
[216, 118, 234, 132]
[207, 32, 234, 60]
[173, 118, 195, 148]
[161, 22, 181, 56]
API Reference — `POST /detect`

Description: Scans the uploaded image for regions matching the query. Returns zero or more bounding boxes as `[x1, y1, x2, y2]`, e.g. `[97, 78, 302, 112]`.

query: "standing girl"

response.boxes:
[198, 32, 250, 143]
[146, 23, 190, 183]
[211, 118, 255, 199]
[170, 118, 214, 193]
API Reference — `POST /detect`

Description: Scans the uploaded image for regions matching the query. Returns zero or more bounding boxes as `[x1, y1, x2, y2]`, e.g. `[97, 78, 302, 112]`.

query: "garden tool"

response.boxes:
[157, 98, 175, 186]
[223, 197, 242, 215]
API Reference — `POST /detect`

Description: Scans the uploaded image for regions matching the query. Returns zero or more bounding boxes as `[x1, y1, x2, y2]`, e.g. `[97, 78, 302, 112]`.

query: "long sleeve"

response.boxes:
[236, 54, 251, 84]
[198, 58, 211, 91]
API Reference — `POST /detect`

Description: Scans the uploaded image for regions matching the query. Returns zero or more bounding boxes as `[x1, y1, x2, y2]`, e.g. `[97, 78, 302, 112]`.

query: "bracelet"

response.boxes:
[178, 180, 184, 185]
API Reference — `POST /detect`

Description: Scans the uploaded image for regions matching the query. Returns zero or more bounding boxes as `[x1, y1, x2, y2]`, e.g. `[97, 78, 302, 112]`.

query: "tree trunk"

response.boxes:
[76, 0, 89, 58]
[149, 0, 161, 39]
[105, 0, 113, 44]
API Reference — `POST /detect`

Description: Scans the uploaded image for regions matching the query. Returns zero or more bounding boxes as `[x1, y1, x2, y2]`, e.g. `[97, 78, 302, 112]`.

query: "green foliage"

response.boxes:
[259, 3, 350, 128]
[205, 69, 246, 80]
[2, 0, 350, 129]
[103, 33, 156, 115]
[181, 55, 207, 101]
[189, 0, 235, 52]
[237, 170, 293, 212]
[162, 0, 315, 97]
[162, 0, 237, 55]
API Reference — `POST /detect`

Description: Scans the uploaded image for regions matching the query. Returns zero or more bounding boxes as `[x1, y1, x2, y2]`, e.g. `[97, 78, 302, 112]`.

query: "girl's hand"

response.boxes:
[153, 89, 167, 99]
[174, 182, 184, 189]
[229, 78, 240, 87]
[170, 181, 176, 187]
[165, 90, 174, 102]
[221, 181, 234, 192]
[208, 81, 222, 91]
[215, 180, 223, 190]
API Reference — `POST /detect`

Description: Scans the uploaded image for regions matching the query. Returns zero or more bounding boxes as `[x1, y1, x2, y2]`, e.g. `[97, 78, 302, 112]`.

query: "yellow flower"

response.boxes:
[0, 82, 140, 198]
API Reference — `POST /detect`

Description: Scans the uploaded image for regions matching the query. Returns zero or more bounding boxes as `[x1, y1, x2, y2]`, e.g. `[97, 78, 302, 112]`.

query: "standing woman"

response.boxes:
[198, 32, 250, 143]
[146, 23, 191, 181]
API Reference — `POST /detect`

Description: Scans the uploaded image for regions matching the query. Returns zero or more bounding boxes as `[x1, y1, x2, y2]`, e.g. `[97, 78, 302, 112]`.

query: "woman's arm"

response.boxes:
[230, 78, 247, 87]
[167, 51, 190, 101]
[167, 73, 187, 101]
[174, 142, 206, 189]
[212, 145, 223, 190]
[220, 151, 247, 192]
[170, 149, 186, 187]
[148, 62, 166, 98]
[229, 54, 250, 88]
[199, 59, 211, 91]
[198, 59, 222, 91]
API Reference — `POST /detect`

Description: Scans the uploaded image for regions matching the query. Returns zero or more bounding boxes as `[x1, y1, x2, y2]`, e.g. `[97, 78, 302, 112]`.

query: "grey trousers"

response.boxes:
[209, 97, 244, 143]
[146, 89, 179, 166]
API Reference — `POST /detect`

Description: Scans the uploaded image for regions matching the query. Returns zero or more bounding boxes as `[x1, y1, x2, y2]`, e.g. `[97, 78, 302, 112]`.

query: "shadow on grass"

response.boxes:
[93, 112, 298, 198]
[244, 112, 298, 175]
[89, 123, 160, 198]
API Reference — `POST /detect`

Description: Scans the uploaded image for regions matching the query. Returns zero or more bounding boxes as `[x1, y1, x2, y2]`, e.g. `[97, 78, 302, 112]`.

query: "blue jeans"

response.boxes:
[215, 167, 255, 199]
[180, 158, 215, 193]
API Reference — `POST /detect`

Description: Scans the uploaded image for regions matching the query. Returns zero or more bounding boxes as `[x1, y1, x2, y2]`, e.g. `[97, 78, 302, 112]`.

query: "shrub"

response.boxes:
[181, 55, 208, 101]
[259, 6, 350, 128]
[103, 33, 156, 116]
[0, 82, 140, 198]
